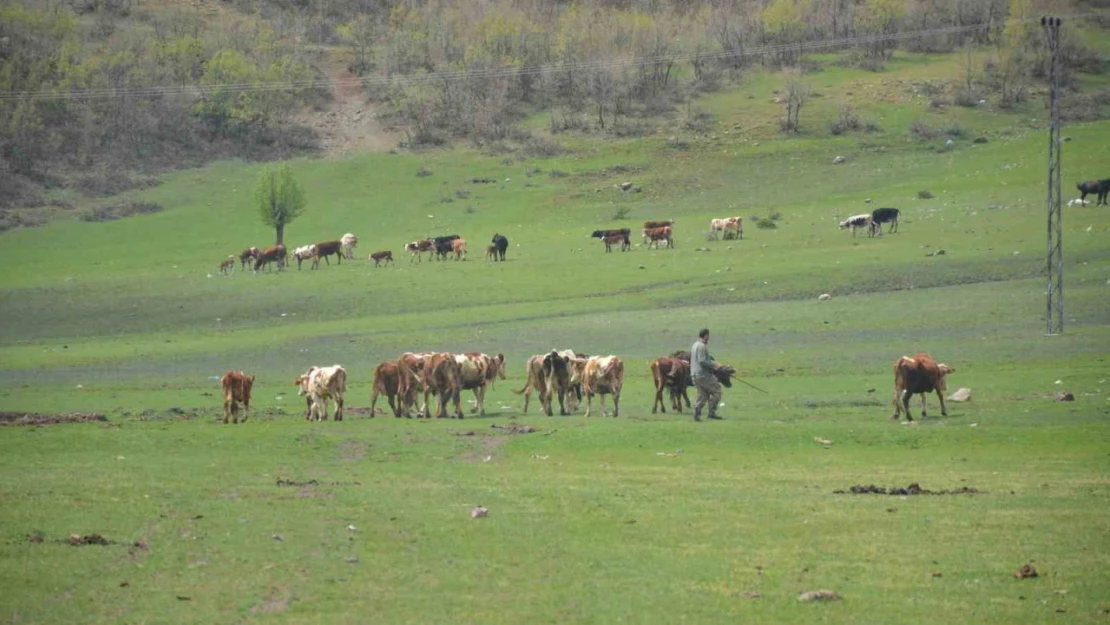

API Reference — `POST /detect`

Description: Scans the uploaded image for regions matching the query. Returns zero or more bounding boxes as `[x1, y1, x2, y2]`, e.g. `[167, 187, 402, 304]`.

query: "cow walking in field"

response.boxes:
[423, 353, 464, 418]
[239, 247, 260, 271]
[405, 240, 435, 263]
[452, 238, 468, 261]
[839, 214, 873, 238]
[253, 245, 287, 272]
[603, 231, 630, 252]
[341, 233, 358, 260]
[292, 245, 316, 270]
[642, 220, 675, 243]
[220, 370, 255, 424]
[370, 361, 410, 417]
[491, 234, 509, 261]
[455, 352, 506, 416]
[219, 257, 235, 275]
[369, 250, 394, 267]
[514, 350, 584, 416]
[295, 365, 347, 421]
[581, 355, 624, 417]
[870, 208, 900, 234]
[891, 353, 955, 421]
[709, 217, 742, 240]
[1076, 179, 1110, 206]
[311, 240, 343, 269]
[650, 356, 691, 413]
[644, 226, 674, 249]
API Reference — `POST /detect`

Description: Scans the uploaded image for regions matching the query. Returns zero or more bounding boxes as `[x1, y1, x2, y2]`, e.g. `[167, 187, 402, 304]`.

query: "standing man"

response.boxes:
[691, 328, 722, 421]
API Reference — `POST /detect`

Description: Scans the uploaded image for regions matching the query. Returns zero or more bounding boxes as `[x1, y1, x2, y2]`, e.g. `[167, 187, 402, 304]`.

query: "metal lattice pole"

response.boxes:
[1043, 16, 1063, 336]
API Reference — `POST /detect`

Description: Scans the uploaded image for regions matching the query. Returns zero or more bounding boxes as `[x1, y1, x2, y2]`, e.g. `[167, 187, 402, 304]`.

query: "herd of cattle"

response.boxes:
[218, 349, 955, 424]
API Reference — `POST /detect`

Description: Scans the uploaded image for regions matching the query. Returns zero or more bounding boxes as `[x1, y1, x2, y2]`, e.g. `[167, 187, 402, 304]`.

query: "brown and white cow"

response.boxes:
[405, 239, 435, 263]
[369, 250, 394, 267]
[239, 247, 260, 271]
[650, 356, 691, 413]
[891, 353, 955, 421]
[253, 245, 287, 272]
[341, 233, 358, 260]
[370, 361, 410, 418]
[603, 231, 629, 252]
[295, 365, 347, 421]
[709, 217, 743, 240]
[581, 355, 624, 417]
[311, 240, 343, 269]
[220, 370, 255, 424]
[514, 350, 583, 416]
[293, 244, 316, 270]
[423, 352, 463, 418]
[454, 352, 506, 416]
[643, 219, 675, 230]
[839, 214, 873, 238]
[396, 352, 433, 416]
[644, 226, 674, 249]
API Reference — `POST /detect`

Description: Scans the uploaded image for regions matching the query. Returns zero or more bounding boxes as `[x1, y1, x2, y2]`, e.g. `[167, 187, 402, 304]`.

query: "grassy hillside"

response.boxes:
[1, 49, 1109, 624]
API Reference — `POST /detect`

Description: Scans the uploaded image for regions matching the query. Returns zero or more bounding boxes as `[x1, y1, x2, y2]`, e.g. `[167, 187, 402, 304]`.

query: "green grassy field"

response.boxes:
[2, 49, 1110, 623]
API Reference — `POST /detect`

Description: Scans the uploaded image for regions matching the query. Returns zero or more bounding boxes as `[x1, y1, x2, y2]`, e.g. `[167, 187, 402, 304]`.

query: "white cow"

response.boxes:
[341, 233, 358, 260]
[294, 365, 347, 421]
[709, 217, 743, 240]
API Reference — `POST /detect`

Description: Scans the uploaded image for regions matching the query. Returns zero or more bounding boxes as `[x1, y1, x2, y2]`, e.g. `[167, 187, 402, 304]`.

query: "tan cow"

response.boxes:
[891, 353, 955, 421]
[295, 365, 347, 421]
[452, 238, 467, 261]
[220, 371, 255, 424]
[581, 355, 624, 417]
[219, 256, 235, 275]
[454, 352, 506, 416]
[424, 352, 463, 418]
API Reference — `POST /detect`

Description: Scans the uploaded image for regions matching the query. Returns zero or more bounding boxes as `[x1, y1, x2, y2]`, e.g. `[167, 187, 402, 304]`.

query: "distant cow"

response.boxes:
[239, 247, 260, 271]
[405, 239, 435, 263]
[491, 234, 509, 261]
[370, 361, 408, 417]
[369, 250, 394, 267]
[591, 228, 631, 242]
[295, 365, 347, 422]
[452, 238, 468, 261]
[870, 207, 900, 234]
[253, 245, 287, 272]
[486, 244, 498, 261]
[219, 256, 235, 275]
[1076, 179, 1110, 206]
[581, 355, 624, 417]
[341, 233, 358, 260]
[891, 353, 955, 421]
[455, 352, 506, 416]
[643, 219, 675, 230]
[292, 244, 316, 270]
[650, 357, 691, 413]
[220, 370, 255, 424]
[709, 217, 743, 240]
[424, 352, 463, 418]
[839, 214, 873, 238]
[604, 231, 630, 252]
[644, 226, 674, 249]
[311, 240, 343, 269]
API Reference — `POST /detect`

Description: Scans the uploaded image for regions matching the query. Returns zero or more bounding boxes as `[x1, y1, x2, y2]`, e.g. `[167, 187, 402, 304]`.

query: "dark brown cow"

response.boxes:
[650, 357, 691, 413]
[891, 353, 955, 421]
[424, 352, 463, 418]
[644, 226, 673, 249]
[603, 231, 630, 252]
[220, 370, 255, 424]
[370, 250, 394, 267]
[239, 247, 260, 271]
[1077, 179, 1110, 206]
[370, 361, 409, 417]
[311, 240, 343, 269]
[253, 245, 287, 272]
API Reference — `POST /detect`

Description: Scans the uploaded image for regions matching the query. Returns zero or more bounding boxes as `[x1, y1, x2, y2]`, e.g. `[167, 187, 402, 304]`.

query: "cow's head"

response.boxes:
[936, 363, 955, 391]
[715, 365, 736, 388]
[495, 353, 507, 380]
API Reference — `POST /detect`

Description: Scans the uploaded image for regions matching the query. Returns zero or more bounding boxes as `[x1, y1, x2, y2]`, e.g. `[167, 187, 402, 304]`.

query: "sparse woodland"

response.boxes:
[0, 0, 1102, 214]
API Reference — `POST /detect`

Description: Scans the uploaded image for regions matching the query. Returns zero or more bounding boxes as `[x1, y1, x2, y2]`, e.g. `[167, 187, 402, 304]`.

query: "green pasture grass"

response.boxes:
[2, 49, 1110, 623]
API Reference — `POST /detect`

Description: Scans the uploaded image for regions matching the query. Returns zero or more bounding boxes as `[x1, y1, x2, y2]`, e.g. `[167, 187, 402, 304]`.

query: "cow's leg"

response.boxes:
[304, 395, 313, 421]
[223, 396, 231, 424]
[423, 388, 433, 419]
[902, 390, 915, 421]
[557, 383, 568, 416]
[600, 393, 608, 417]
[335, 394, 344, 421]
[652, 383, 664, 413]
[613, 390, 620, 417]
[936, 389, 948, 417]
[920, 392, 928, 419]
[584, 392, 592, 418]
[891, 389, 904, 420]
[242, 397, 249, 423]
[453, 389, 464, 419]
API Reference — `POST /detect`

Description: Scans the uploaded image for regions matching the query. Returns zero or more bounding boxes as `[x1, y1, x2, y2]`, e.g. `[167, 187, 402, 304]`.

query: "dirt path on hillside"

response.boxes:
[298, 53, 404, 157]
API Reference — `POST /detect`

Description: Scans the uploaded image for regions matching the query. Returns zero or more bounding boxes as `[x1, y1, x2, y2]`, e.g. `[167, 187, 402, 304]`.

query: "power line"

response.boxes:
[0, 15, 1079, 103]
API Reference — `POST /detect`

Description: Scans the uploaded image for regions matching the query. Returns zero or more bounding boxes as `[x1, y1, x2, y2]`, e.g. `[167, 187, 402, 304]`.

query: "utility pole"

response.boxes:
[1043, 16, 1063, 336]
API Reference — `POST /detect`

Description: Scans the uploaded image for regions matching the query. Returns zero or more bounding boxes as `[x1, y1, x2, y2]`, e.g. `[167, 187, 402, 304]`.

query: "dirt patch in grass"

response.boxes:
[66, 534, 114, 546]
[275, 478, 362, 487]
[834, 482, 983, 495]
[0, 412, 107, 426]
[338, 440, 367, 461]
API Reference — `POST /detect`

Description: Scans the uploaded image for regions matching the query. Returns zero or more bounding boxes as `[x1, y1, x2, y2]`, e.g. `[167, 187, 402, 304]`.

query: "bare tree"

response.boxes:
[780, 72, 810, 133]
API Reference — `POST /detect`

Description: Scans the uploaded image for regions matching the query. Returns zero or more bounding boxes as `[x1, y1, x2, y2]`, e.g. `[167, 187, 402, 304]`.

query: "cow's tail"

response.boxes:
[336, 367, 347, 394]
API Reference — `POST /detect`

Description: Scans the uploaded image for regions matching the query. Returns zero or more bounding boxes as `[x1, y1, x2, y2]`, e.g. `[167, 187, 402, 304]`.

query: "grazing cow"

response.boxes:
[370, 361, 409, 418]
[311, 240, 343, 269]
[434, 238, 455, 261]
[709, 217, 743, 240]
[591, 228, 631, 242]
[491, 234, 509, 261]
[581, 355, 624, 417]
[1076, 179, 1110, 206]
[295, 365, 347, 422]
[423, 352, 463, 418]
[891, 353, 955, 421]
[650, 356, 691, 413]
[239, 247, 260, 271]
[341, 233, 358, 260]
[253, 245, 287, 272]
[454, 352, 506, 416]
[644, 226, 674, 249]
[292, 244, 316, 270]
[405, 239, 435, 263]
[485, 244, 498, 261]
[452, 238, 468, 261]
[369, 250, 394, 267]
[220, 370, 255, 424]
[870, 207, 901, 234]
[604, 231, 630, 252]
[839, 214, 873, 238]
[219, 256, 235, 275]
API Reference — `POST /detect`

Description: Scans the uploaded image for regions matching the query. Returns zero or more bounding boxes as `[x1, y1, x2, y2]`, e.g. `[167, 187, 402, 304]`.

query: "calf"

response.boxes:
[839, 214, 873, 238]
[370, 361, 409, 417]
[491, 234, 509, 261]
[220, 370, 255, 424]
[709, 217, 742, 240]
[891, 353, 955, 421]
[1076, 179, 1110, 206]
[369, 250, 394, 267]
[219, 257, 235, 275]
[485, 244, 498, 261]
[253, 245, 287, 272]
[239, 247, 260, 271]
[341, 233, 358, 260]
[292, 244, 316, 270]
[295, 365, 347, 421]
[591, 228, 631, 242]
[650, 357, 691, 413]
[870, 207, 900, 234]
[311, 240, 343, 269]
[581, 355, 624, 417]
[452, 238, 468, 261]
[644, 226, 674, 249]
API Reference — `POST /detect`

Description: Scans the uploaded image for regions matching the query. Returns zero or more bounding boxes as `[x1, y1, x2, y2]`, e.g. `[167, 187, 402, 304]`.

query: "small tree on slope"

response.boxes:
[255, 164, 306, 246]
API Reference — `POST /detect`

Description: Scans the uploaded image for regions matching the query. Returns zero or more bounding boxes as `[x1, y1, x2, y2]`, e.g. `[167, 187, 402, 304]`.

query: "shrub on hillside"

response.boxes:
[77, 200, 163, 222]
[416, 167, 433, 178]
[942, 123, 968, 138]
[1060, 90, 1110, 122]
[918, 190, 935, 199]
[909, 119, 938, 140]
[74, 172, 162, 198]
[548, 170, 569, 179]
[522, 136, 563, 157]
[756, 217, 777, 229]
[611, 207, 631, 221]
[829, 103, 862, 135]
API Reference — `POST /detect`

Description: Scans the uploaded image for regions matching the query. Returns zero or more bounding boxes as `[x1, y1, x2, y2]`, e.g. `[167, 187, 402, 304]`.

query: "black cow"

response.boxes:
[491, 234, 509, 261]
[870, 207, 901, 234]
[431, 235, 460, 261]
[1077, 180, 1110, 206]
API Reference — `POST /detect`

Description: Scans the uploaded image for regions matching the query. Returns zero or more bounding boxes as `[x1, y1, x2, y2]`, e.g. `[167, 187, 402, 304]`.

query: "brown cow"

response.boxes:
[220, 370, 255, 424]
[369, 250, 394, 267]
[370, 361, 410, 417]
[219, 257, 235, 275]
[424, 352, 463, 418]
[644, 226, 674, 249]
[891, 353, 955, 421]
[311, 240, 343, 269]
[643, 219, 675, 230]
[603, 232, 629, 252]
[650, 357, 691, 413]
[581, 355, 624, 417]
[253, 245, 287, 272]
[397, 352, 433, 416]
[452, 238, 467, 261]
[239, 247, 260, 271]
[485, 244, 498, 262]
